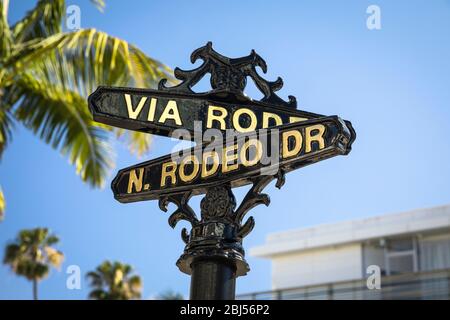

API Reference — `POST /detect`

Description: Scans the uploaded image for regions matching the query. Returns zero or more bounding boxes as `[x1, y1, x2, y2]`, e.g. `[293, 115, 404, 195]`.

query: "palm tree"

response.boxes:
[157, 289, 184, 300]
[3, 227, 64, 300]
[87, 260, 142, 300]
[0, 0, 173, 218]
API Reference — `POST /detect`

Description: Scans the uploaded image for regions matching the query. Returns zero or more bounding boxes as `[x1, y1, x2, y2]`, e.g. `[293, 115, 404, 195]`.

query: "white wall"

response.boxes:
[251, 204, 450, 258]
[271, 243, 363, 289]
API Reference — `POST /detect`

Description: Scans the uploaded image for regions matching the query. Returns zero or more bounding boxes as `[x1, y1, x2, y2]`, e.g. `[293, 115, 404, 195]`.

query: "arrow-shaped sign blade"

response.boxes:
[112, 116, 354, 203]
[88, 86, 356, 149]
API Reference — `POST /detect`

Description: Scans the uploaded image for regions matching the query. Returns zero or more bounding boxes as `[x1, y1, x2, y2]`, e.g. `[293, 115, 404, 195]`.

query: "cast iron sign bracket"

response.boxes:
[159, 171, 285, 277]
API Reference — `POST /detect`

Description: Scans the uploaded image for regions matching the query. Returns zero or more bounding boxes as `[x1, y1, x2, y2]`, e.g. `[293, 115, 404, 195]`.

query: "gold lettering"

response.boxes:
[282, 130, 303, 159]
[161, 161, 177, 187]
[125, 94, 147, 120]
[207, 105, 228, 130]
[201, 151, 220, 178]
[240, 139, 263, 167]
[222, 144, 239, 173]
[262, 112, 282, 128]
[159, 100, 182, 125]
[289, 116, 308, 123]
[147, 98, 157, 122]
[305, 124, 326, 152]
[127, 168, 144, 193]
[179, 155, 200, 183]
[233, 108, 257, 133]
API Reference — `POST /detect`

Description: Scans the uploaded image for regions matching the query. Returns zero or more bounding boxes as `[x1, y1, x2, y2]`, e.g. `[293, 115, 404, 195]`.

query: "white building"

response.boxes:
[239, 204, 450, 300]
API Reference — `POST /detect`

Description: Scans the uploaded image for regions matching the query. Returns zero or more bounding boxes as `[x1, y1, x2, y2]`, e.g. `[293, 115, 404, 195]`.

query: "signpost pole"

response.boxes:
[190, 257, 236, 300]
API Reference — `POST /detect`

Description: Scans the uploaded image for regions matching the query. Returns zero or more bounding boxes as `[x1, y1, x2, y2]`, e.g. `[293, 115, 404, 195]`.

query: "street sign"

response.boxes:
[111, 116, 353, 203]
[88, 42, 357, 299]
[88, 42, 355, 143]
[88, 86, 356, 139]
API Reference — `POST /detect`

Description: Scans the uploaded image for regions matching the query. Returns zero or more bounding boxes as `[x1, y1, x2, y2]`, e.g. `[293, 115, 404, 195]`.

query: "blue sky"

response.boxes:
[1, 0, 450, 299]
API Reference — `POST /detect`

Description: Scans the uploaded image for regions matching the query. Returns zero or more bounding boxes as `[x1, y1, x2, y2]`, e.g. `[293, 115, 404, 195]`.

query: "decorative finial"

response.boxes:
[159, 42, 297, 108]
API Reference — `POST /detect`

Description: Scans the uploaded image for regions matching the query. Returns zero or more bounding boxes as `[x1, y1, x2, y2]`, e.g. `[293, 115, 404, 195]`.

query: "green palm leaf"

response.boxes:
[15, 71, 113, 187]
[11, 0, 64, 44]
[0, 83, 24, 161]
[7, 29, 173, 89]
[88, 289, 108, 300]
[0, 1, 174, 215]
[0, 0, 12, 58]
[90, 0, 106, 12]
[9, 27, 174, 186]
[123, 131, 153, 158]
[115, 128, 153, 158]
[0, 101, 13, 157]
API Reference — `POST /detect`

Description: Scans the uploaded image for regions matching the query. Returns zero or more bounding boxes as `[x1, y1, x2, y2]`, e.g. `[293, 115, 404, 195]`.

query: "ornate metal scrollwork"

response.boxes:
[159, 42, 297, 109]
[200, 186, 236, 221]
[159, 191, 198, 228]
[158, 191, 198, 245]
[162, 170, 286, 277]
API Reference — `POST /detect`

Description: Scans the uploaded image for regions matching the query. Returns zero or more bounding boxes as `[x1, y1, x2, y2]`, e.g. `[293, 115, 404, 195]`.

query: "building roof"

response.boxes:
[250, 204, 450, 258]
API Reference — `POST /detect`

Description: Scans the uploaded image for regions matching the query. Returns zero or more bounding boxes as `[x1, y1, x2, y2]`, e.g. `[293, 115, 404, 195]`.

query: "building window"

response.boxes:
[384, 237, 418, 275]
[418, 233, 450, 271]
[362, 237, 420, 276]
[388, 255, 415, 274]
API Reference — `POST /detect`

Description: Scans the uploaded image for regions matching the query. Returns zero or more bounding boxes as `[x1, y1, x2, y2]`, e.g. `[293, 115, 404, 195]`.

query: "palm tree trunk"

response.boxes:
[32, 279, 38, 300]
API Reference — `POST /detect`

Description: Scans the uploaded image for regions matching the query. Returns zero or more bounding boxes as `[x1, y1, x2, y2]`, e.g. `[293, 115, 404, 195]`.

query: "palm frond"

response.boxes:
[5, 29, 173, 167]
[0, 101, 14, 158]
[88, 289, 108, 300]
[44, 247, 64, 269]
[8, 29, 174, 90]
[16, 261, 49, 280]
[0, 0, 12, 59]
[0, 83, 24, 161]
[34, 228, 49, 243]
[90, 0, 106, 12]
[116, 130, 152, 158]
[128, 275, 142, 293]
[3, 243, 20, 264]
[157, 290, 184, 300]
[87, 261, 142, 300]
[113, 268, 123, 285]
[14, 70, 114, 187]
[11, 0, 64, 44]
[86, 271, 104, 287]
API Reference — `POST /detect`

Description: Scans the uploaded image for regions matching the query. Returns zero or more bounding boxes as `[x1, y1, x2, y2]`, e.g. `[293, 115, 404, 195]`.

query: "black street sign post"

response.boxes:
[88, 42, 356, 300]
